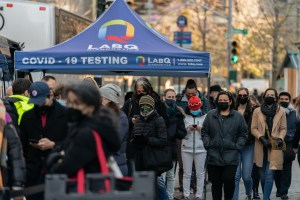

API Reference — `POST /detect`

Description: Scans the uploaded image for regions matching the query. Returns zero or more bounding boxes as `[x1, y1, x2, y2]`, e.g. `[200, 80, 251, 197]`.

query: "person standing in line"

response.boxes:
[251, 88, 286, 200]
[274, 92, 298, 200]
[122, 77, 167, 176]
[249, 94, 261, 200]
[208, 85, 222, 110]
[131, 95, 169, 200]
[162, 89, 187, 200]
[201, 91, 248, 200]
[41, 75, 57, 98]
[182, 96, 207, 200]
[233, 88, 255, 200]
[100, 83, 129, 176]
[176, 79, 209, 193]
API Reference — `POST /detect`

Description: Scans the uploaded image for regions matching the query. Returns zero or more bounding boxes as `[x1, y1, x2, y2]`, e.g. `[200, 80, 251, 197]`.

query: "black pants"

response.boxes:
[252, 164, 260, 191]
[208, 164, 237, 200]
[274, 161, 292, 196]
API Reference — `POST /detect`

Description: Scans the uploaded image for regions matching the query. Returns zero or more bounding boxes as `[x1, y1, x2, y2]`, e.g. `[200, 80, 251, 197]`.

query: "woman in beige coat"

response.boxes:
[251, 88, 286, 200]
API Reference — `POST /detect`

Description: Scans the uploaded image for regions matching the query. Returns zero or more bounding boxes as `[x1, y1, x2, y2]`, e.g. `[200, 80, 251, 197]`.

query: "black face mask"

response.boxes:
[67, 108, 84, 122]
[264, 97, 275, 105]
[36, 105, 50, 115]
[217, 102, 229, 111]
[280, 102, 289, 108]
[237, 97, 248, 105]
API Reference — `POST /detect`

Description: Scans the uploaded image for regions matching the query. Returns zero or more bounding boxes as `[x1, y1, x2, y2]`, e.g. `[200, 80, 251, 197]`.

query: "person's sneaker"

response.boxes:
[276, 193, 282, 197]
[281, 194, 289, 199]
[245, 195, 251, 200]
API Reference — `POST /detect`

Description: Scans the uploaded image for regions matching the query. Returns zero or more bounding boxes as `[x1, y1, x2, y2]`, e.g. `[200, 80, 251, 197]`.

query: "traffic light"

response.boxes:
[231, 41, 238, 63]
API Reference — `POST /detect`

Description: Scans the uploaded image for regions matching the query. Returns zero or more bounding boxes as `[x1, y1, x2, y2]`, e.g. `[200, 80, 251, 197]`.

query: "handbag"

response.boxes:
[143, 145, 173, 174]
[265, 122, 286, 151]
[71, 130, 133, 193]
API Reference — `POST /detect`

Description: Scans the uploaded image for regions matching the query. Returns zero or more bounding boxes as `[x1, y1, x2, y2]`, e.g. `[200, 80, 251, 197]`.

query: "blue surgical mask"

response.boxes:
[190, 109, 201, 116]
[57, 99, 66, 107]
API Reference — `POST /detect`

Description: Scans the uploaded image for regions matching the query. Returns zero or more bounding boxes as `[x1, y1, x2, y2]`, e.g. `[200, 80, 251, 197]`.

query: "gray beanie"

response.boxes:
[99, 83, 122, 104]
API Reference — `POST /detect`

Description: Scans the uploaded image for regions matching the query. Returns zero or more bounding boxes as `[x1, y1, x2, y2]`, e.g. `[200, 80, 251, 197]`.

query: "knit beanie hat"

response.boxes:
[99, 83, 122, 104]
[139, 95, 155, 108]
[188, 96, 202, 110]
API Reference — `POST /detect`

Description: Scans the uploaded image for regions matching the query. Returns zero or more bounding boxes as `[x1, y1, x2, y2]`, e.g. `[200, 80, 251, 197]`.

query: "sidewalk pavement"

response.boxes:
[173, 161, 300, 200]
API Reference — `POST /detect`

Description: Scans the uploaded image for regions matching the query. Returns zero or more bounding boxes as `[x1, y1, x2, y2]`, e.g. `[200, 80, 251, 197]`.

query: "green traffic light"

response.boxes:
[231, 55, 238, 63]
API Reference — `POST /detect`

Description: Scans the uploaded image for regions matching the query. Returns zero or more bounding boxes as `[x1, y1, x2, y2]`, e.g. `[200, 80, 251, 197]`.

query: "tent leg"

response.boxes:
[207, 75, 211, 97]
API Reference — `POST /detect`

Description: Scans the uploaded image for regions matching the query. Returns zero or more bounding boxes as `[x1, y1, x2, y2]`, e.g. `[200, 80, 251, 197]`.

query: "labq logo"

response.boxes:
[98, 20, 135, 44]
[136, 56, 145, 66]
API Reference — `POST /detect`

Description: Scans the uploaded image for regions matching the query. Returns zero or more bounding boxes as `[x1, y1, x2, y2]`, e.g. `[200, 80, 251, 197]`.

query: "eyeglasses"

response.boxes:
[238, 94, 248, 98]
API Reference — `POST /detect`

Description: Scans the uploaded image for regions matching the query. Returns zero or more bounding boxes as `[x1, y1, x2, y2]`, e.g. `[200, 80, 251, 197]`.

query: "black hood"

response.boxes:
[81, 107, 121, 153]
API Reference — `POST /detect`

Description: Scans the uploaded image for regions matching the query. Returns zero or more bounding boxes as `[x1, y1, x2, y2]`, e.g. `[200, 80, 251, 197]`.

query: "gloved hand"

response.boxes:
[259, 136, 271, 149]
[276, 138, 284, 148]
[133, 135, 148, 145]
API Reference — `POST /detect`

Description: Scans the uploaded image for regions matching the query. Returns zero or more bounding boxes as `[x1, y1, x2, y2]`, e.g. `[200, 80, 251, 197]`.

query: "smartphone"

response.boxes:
[29, 139, 39, 144]
[192, 124, 197, 128]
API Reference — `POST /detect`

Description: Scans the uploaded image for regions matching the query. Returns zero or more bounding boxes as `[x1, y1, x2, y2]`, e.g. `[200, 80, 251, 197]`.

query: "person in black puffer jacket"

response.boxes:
[201, 91, 248, 200]
[48, 83, 120, 193]
[131, 95, 169, 200]
[122, 77, 167, 176]
[162, 89, 187, 200]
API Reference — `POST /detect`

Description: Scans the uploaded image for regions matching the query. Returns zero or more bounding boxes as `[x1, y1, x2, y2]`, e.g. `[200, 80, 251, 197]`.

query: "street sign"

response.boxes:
[233, 27, 248, 35]
[177, 15, 187, 28]
[173, 31, 191, 49]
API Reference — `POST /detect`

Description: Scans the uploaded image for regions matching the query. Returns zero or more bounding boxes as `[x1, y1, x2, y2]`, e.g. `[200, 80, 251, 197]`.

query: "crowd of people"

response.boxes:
[0, 76, 299, 200]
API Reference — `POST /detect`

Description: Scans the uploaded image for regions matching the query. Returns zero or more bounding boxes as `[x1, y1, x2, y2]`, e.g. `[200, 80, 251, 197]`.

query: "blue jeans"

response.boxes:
[233, 144, 254, 199]
[156, 175, 169, 200]
[259, 151, 274, 200]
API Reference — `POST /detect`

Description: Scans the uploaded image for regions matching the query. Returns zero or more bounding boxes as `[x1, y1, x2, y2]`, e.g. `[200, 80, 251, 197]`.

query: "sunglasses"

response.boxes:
[238, 94, 248, 98]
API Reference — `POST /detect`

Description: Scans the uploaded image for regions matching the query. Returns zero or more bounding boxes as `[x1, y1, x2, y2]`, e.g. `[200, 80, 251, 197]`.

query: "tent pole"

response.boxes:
[207, 74, 211, 98]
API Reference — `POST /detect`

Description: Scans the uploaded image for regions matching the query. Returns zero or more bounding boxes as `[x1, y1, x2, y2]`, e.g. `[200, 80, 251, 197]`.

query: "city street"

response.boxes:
[174, 161, 300, 200]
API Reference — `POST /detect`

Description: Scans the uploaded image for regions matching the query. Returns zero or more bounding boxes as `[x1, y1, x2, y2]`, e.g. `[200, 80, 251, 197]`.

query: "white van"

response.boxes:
[0, 0, 55, 51]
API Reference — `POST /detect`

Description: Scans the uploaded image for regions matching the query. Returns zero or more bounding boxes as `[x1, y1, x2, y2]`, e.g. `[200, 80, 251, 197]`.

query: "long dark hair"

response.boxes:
[216, 91, 235, 110]
[107, 101, 120, 114]
[64, 83, 101, 113]
[235, 87, 252, 113]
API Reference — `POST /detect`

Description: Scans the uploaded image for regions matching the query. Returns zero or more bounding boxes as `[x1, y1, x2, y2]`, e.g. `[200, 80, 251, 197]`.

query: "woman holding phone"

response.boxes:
[181, 96, 207, 200]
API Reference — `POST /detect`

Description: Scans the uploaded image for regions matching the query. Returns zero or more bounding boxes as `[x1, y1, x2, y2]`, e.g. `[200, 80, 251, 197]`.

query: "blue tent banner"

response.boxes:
[15, 0, 211, 77]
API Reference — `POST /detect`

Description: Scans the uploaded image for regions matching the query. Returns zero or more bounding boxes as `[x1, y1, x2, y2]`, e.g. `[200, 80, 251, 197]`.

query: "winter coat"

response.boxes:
[176, 91, 210, 113]
[114, 111, 129, 176]
[283, 106, 298, 142]
[4, 122, 26, 187]
[50, 107, 121, 176]
[201, 109, 248, 166]
[132, 111, 168, 171]
[251, 106, 287, 169]
[166, 107, 187, 160]
[20, 100, 68, 186]
[182, 112, 206, 153]
[122, 92, 167, 159]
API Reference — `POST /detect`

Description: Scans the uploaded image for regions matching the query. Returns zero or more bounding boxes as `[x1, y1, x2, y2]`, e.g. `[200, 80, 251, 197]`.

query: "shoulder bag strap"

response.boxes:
[92, 130, 111, 192]
[265, 121, 272, 139]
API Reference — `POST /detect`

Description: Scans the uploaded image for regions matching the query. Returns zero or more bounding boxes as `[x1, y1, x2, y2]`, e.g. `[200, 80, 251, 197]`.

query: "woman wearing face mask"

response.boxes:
[100, 83, 129, 176]
[48, 83, 121, 192]
[233, 88, 255, 200]
[162, 89, 187, 200]
[131, 95, 169, 200]
[181, 96, 206, 200]
[201, 91, 248, 200]
[122, 77, 167, 176]
[251, 88, 286, 200]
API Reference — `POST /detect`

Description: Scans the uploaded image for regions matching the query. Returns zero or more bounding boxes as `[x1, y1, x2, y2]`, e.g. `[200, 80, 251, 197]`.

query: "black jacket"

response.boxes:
[201, 109, 248, 166]
[20, 100, 68, 186]
[4, 122, 26, 187]
[166, 107, 187, 160]
[50, 107, 121, 177]
[122, 92, 167, 158]
[132, 111, 168, 171]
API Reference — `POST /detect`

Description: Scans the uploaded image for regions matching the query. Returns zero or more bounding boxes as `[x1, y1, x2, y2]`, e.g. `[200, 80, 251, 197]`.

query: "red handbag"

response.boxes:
[73, 130, 133, 194]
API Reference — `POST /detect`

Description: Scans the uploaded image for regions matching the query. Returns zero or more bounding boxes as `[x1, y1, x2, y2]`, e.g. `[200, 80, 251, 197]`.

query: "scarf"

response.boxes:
[284, 104, 294, 115]
[261, 103, 277, 134]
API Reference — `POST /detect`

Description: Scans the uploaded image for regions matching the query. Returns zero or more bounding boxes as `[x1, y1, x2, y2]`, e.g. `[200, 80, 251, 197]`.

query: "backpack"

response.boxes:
[2, 98, 19, 131]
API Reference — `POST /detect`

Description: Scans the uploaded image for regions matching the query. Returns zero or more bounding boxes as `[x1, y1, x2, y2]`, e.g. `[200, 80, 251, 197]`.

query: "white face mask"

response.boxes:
[57, 99, 66, 107]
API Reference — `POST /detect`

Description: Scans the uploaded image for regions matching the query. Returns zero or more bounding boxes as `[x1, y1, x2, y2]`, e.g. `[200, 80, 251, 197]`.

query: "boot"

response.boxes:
[252, 188, 260, 200]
